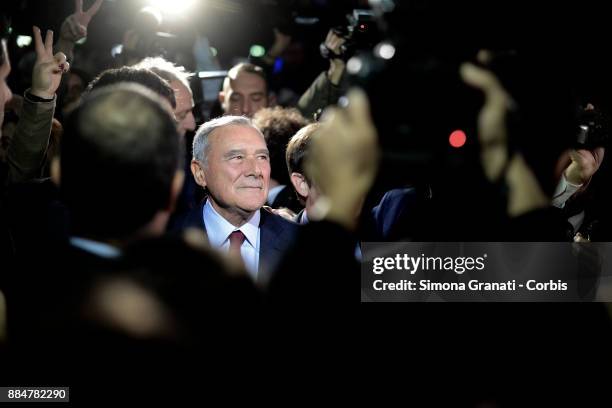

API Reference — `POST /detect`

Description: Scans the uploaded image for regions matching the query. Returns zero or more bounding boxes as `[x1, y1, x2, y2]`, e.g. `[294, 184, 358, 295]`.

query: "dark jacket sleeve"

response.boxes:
[297, 71, 349, 121]
[6, 91, 56, 184]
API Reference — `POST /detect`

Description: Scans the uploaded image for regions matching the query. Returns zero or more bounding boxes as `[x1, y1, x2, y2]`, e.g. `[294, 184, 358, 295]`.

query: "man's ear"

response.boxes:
[191, 160, 207, 188]
[218, 91, 225, 105]
[51, 157, 61, 186]
[290, 172, 309, 198]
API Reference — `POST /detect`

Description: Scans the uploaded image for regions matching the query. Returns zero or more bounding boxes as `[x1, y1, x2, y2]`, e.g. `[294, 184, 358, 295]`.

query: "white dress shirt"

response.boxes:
[203, 200, 261, 280]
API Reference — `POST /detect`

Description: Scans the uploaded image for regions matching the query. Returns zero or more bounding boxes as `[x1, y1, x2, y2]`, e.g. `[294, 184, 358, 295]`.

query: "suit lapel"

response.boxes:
[258, 209, 288, 286]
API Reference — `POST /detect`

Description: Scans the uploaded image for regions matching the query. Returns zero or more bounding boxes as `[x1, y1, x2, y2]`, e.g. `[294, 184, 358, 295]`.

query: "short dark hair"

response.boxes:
[223, 63, 268, 94]
[285, 123, 321, 183]
[85, 67, 176, 110]
[60, 83, 180, 239]
[253, 107, 309, 185]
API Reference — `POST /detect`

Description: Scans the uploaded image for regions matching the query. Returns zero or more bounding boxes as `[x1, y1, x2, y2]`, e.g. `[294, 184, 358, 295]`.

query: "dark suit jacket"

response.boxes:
[179, 200, 300, 286]
[268, 185, 303, 214]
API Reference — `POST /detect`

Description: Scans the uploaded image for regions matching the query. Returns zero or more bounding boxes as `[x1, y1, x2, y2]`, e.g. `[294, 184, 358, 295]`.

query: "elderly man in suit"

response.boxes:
[187, 116, 300, 286]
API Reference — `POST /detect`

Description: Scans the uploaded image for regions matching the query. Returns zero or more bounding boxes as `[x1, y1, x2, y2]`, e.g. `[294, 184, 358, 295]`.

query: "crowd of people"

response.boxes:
[1, 0, 612, 398]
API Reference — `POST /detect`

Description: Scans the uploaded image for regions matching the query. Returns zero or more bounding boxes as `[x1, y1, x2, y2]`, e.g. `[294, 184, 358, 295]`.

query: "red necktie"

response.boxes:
[228, 230, 246, 261]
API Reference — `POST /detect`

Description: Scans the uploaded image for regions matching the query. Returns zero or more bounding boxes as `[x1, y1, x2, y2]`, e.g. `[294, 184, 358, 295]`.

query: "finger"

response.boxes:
[345, 88, 372, 126]
[85, 0, 104, 18]
[51, 60, 70, 74]
[62, 61, 71, 74]
[54, 52, 68, 67]
[592, 146, 605, 165]
[32, 26, 45, 56]
[75, 0, 83, 13]
[460, 62, 498, 92]
[460, 62, 508, 107]
[68, 18, 81, 38]
[44, 30, 54, 55]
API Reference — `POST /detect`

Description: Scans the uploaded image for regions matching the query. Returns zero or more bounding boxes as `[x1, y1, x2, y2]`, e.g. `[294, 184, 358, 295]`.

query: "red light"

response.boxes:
[449, 130, 467, 148]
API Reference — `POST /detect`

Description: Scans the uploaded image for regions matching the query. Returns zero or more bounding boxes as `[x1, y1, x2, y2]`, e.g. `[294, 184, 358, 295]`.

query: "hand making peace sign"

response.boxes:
[31, 27, 70, 99]
[59, 0, 104, 44]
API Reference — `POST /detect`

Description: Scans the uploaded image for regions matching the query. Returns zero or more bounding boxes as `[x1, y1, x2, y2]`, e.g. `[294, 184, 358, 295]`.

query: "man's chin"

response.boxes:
[237, 198, 266, 213]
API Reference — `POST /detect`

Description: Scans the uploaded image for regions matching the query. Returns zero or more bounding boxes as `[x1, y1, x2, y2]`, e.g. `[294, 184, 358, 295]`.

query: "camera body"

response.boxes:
[320, 9, 379, 61]
[575, 108, 610, 149]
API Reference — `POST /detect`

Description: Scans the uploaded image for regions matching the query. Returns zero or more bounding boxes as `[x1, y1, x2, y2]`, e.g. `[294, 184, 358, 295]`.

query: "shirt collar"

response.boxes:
[203, 199, 260, 248]
[301, 210, 309, 224]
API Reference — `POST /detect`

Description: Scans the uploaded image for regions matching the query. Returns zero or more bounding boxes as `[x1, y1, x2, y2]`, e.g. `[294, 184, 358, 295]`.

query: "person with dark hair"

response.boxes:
[285, 123, 320, 224]
[58, 83, 182, 239]
[134, 57, 196, 138]
[219, 63, 270, 118]
[85, 66, 177, 111]
[3, 64, 181, 260]
[252, 106, 309, 212]
[4, 84, 260, 390]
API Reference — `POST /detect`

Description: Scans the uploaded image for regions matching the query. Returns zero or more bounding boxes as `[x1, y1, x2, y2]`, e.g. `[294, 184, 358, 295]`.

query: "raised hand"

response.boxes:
[305, 88, 379, 230]
[565, 147, 605, 186]
[31, 27, 70, 99]
[59, 0, 104, 44]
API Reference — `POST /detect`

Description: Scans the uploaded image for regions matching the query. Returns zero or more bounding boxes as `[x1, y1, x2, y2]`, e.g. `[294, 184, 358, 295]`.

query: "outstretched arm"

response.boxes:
[7, 27, 70, 184]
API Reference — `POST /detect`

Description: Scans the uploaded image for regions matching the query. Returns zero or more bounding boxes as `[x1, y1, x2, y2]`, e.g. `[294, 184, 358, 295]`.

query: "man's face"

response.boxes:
[196, 125, 270, 219]
[0, 40, 13, 139]
[221, 72, 268, 118]
[172, 80, 196, 137]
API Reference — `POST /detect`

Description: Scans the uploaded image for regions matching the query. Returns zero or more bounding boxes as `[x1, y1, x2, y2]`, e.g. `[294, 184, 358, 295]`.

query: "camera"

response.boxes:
[320, 9, 380, 61]
[575, 107, 610, 149]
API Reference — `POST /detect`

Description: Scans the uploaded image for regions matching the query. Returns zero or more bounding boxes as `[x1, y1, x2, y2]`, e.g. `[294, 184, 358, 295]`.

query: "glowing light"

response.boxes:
[210, 47, 218, 57]
[111, 44, 124, 58]
[147, 0, 196, 15]
[375, 42, 395, 60]
[347, 57, 363, 74]
[449, 130, 467, 148]
[249, 45, 266, 58]
[16, 36, 32, 48]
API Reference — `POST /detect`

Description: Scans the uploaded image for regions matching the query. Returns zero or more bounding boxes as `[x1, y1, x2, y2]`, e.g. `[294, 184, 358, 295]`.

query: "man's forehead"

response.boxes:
[228, 72, 267, 92]
[171, 80, 193, 99]
[211, 125, 266, 146]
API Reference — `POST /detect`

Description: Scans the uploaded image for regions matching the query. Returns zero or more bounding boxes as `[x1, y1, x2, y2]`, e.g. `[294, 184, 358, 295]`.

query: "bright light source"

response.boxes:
[449, 130, 467, 148]
[347, 57, 363, 74]
[76, 37, 87, 45]
[16, 35, 32, 48]
[375, 42, 395, 60]
[111, 44, 124, 58]
[147, 0, 196, 15]
[249, 45, 266, 58]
